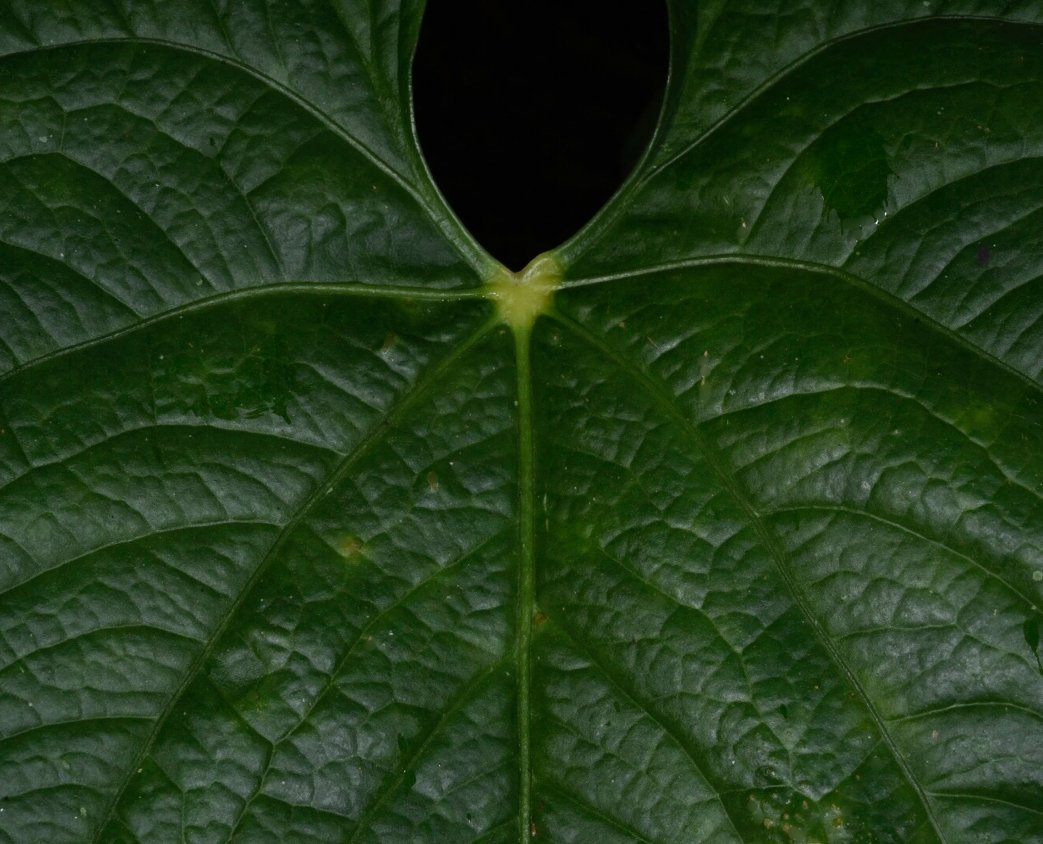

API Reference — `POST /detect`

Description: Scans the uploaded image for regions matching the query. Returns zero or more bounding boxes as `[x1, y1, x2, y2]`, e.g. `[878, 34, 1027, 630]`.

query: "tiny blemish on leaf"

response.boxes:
[338, 535, 363, 558]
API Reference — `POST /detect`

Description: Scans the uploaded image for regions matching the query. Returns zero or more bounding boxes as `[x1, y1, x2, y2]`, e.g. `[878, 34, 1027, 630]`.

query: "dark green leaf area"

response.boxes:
[0, 0, 426, 181]
[153, 326, 295, 423]
[4, 2, 1043, 842]
[530, 331, 923, 843]
[530, 262, 1043, 841]
[809, 116, 891, 221]
[0, 295, 513, 842]
[649, 2, 1043, 168]
[565, 20, 1043, 303]
[106, 322, 520, 844]
[0, 39, 476, 378]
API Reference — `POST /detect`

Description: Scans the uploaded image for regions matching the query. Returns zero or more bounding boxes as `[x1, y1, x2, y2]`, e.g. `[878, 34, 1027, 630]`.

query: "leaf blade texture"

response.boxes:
[1, 2, 1042, 842]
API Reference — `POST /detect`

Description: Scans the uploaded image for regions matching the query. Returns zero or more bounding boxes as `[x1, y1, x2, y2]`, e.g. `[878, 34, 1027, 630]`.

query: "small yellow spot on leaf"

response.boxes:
[338, 535, 363, 558]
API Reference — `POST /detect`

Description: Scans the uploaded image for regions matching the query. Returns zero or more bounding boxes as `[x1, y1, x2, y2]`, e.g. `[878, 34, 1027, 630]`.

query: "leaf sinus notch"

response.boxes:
[485, 253, 562, 332]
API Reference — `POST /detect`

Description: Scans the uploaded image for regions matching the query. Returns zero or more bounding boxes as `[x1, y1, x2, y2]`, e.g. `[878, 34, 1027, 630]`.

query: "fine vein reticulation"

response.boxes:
[3, 5, 1043, 844]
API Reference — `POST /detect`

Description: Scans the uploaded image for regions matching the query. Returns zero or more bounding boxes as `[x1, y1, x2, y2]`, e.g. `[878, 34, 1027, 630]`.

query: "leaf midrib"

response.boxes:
[512, 323, 538, 843]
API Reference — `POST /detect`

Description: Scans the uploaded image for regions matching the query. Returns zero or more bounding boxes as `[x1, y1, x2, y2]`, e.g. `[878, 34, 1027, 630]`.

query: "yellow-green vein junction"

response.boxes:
[486, 253, 561, 333]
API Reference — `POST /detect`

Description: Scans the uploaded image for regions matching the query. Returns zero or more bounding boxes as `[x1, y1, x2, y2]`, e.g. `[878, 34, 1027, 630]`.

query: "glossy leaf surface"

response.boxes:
[1, 2, 1042, 842]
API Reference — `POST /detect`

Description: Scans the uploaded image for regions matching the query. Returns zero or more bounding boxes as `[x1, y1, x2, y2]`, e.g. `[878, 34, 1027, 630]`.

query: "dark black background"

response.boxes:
[413, 1, 668, 270]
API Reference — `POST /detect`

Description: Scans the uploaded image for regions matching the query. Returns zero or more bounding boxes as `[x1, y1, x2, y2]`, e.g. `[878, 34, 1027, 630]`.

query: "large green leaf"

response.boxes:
[2, 2, 1042, 842]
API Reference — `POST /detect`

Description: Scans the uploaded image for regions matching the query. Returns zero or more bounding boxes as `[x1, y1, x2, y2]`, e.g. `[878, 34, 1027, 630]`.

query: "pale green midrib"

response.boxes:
[560, 253, 1043, 401]
[551, 309, 948, 844]
[512, 324, 537, 844]
[88, 314, 499, 842]
[555, 14, 1042, 267]
[0, 281, 486, 389]
[0, 36, 491, 274]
